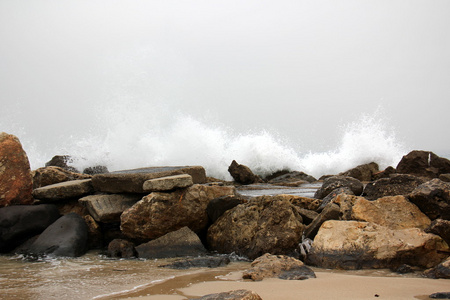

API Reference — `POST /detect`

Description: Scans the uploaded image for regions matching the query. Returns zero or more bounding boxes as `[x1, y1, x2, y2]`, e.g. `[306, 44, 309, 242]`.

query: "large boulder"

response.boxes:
[135, 226, 207, 259]
[26, 213, 89, 257]
[228, 160, 261, 185]
[337, 195, 431, 230]
[242, 253, 316, 281]
[206, 195, 245, 224]
[207, 195, 304, 260]
[121, 184, 235, 241]
[32, 179, 94, 202]
[363, 174, 425, 200]
[396, 150, 450, 179]
[0, 132, 33, 207]
[306, 220, 449, 270]
[303, 203, 340, 239]
[408, 178, 450, 220]
[32, 166, 91, 189]
[339, 162, 379, 182]
[314, 176, 363, 199]
[79, 194, 141, 223]
[0, 204, 60, 252]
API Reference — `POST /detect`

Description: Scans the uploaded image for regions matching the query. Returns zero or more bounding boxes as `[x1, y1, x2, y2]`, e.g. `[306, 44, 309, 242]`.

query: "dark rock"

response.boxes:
[83, 215, 103, 250]
[295, 208, 318, 225]
[79, 193, 141, 223]
[314, 176, 363, 199]
[135, 226, 207, 259]
[396, 150, 450, 179]
[426, 219, 450, 245]
[363, 174, 425, 200]
[303, 203, 340, 239]
[424, 257, 450, 279]
[0, 132, 33, 207]
[278, 265, 317, 280]
[207, 195, 244, 224]
[318, 187, 354, 212]
[339, 162, 379, 181]
[267, 171, 316, 186]
[392, 264, 414, 274]
[83, 165, 109, 175]
[372, 166, 396, 180]
[32, 179, 94, 202]
[26, 213, 89, 257]
[408, 178, 450, 220]
[429, 292, 450, 299]
[32, 166, 91, 189]
[191, 290, 262, 300]
[45, 155, 79, 173]
[107, 239, 136, 258]
[207, 195, 304, 260]
[0, 204, 60, 252]
[92, 166, 206, 193]
[159, 256, 230, 269]
[440, 174, 450, 182]
[228, 160, 261, 185]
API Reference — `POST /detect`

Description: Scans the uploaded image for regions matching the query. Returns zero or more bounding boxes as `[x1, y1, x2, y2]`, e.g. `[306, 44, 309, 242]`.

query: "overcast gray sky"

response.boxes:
[1, 0, 450, 163]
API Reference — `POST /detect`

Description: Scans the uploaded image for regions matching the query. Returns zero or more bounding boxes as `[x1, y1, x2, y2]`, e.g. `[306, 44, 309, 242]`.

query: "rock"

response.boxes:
[314, 176, 363, 199]
[267, 171, 316, 186]
[440, 173, 450, 182]
[284, 195, 322, 211]
[408, 178, 450, 220]
[429, 292, 450, 299]
[191, 290, 262, 300]
[295, 208, 319, 225]
[0, 132, 33, 207]
[83, 215, 103, 249]
[396, 150, 450, 179]
[107, 239, 136, 258]
[318, 187, 353, 211]
[159, 256, 230, 269]
[242, 253, 316, 281]
[339, 162, 379, 181]
[45, 155, 79, 173]
[426, 219, 450, 245]
[32, 179, 94, 202]
[363, 174, 425, 200]
[26, 213, 89, 257]
[0, 204, 60, 252]
[303, 203, 340, 239]
[207, 195, 245, 224]
[83, 165, 109, 175]
[55, 199, 88, 216]
[306, 220, 449, 270]
[228, 160, 261, 185]
[121, 184, 235, 241]
[135, 226, 207, 259]
[32, 166, 91, 189]
[142, 174, 193, 192]
[92, 166, 206, 193]
[338, 195, 431, 230]
[372, 166, 396, 180]
[79, 194, 141, 223]
[207, 195, 304, 260]
[424, 257, 450, 279]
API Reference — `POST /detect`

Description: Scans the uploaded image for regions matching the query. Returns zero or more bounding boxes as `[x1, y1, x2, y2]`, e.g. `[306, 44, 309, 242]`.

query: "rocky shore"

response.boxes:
[1, 132, 449, 299]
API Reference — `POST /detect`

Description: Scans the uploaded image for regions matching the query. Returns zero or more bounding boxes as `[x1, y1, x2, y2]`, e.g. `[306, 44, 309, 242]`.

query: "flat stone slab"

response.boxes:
[32, 179, 93, 201]
[143, 174, 193, 192]
[79, 194, 142, 223]
[92, 166, 206, 193]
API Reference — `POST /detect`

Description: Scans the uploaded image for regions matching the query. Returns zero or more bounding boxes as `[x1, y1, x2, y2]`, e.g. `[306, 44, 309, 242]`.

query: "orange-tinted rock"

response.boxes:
[0, 132, 33, 207]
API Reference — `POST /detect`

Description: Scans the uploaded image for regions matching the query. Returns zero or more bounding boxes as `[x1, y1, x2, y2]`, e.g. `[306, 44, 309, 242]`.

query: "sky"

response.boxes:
[1, 0, 450, 171]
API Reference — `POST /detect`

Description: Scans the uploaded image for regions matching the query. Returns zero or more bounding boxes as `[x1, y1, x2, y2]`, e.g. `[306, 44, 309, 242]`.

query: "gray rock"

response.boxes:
[79, 194, 141, 223]
[32, 179, 94, 201]
[424, 257, 450, 279]
[425, 219, 450, 246]
[429, 292, 450, 299]
[314, 176, 363, 199]
[159, 256, 230, 269]
[268, 171, 316, 185]
[143, 174, 193, 192]
[363, 174, 425, 200]
[191, 290, 262, 300]
[408, 178, 450, 220]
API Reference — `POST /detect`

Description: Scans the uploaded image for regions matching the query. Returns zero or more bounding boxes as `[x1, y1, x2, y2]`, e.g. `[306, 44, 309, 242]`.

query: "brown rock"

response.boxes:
[142, 174, 193, 192]
[303, 203, 340, 239]
[79, 194, 141, 223]
[83, 215, 103, 249]
[121, 184, 235, 241]
[45, 155, 79, 172]
[396, 150, 450, 179]
[107, 239, 136, 258]
[314, 176, 363, 199]
[32, 166, 91, 189]
[228, 160, 261, 185]
[339, 162, 379, 181]
[363, 174, 425, 200]
[408, 178, 450, 220]
[425, 219, 450, 245]
[32, 179, 94, 202]
[0, 132, 33, 207]
[207, 195, 304, 260]
[192, 290, 262, 300]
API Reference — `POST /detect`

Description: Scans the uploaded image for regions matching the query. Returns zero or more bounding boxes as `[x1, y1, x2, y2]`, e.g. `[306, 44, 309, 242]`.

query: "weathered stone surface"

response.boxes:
[0, 204, 60, 252]
[296, 208, 319, 225]
[83, 165, 109, 175]
[0, 132, 33, 207]
[424, 257, 450, 279]
[207, 196, 304, 260]
[426, 219, 450, 246]
[107, 239, 136, 258]
[267, 171, 316, 186]
[396, 150, 450, 179]
[136, 226, 207, 259]
[83, 215, 103, 249]
[228, 160, 261, 185]
[121, 185, 235, 241]
[363, 174, 425, 200]
[242, 253, 316, 281]
[32, 179, 94, 201]
[207, 195, 245, 224]
[339, 162, 379, 181]
[339, 195, 431, 230]
[79, 194, 141, 223]
[32, 166, 91, 189]
[45, 155, 79, 172]
[408, 178, 450, 220]
[26, 213, 89, 257]
[440, 173, 450, 182]
[284, 195, 322, 211]
[159, 256, 230, 269]
[318, 187, 353, 211]
[192, 290, 262, 300]
[303, 203, 340, 239]
[372, 166, 396, 180]
[306, 220, 449, 270]
[143, 174, 193, 192]
[314, 176, 363, 199]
